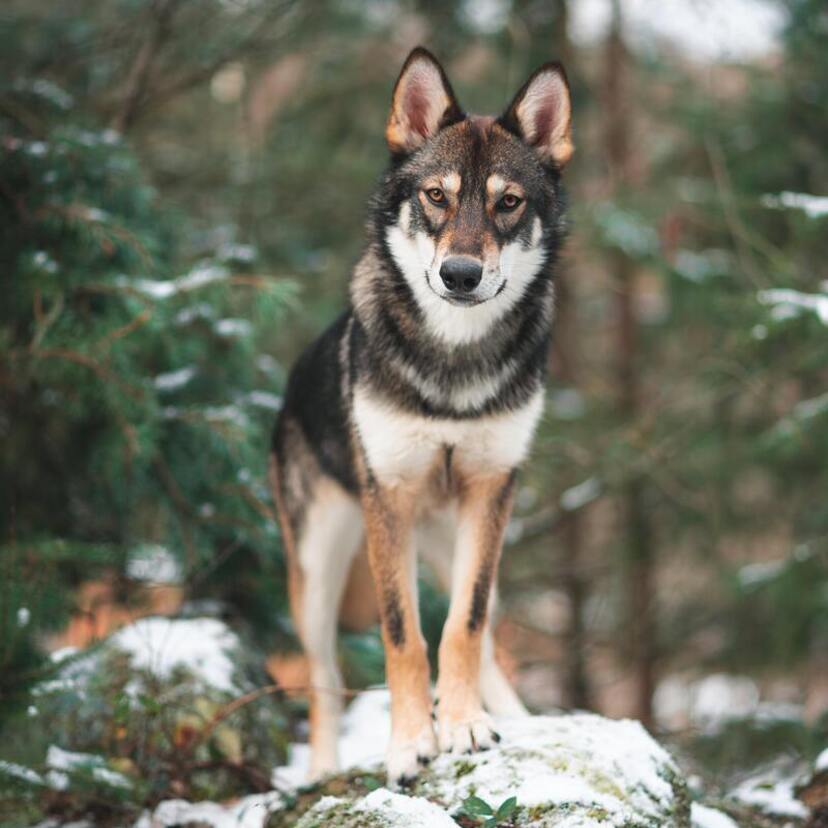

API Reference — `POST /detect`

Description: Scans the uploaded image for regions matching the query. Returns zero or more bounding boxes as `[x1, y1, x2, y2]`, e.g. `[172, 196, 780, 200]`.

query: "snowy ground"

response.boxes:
[142, 689, 690, 827]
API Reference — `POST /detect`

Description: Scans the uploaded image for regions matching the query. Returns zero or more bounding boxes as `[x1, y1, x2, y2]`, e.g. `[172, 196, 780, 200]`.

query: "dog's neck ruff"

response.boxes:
[349, 239, 555, 420]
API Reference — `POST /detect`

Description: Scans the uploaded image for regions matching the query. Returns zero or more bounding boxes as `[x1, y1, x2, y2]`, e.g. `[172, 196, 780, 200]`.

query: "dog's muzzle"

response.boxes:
[439, 256, 482, 301]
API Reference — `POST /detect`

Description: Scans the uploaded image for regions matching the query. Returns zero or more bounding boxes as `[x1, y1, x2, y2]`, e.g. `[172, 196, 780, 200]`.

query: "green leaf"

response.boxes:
[495, 795, 517, 820]
[462, 795, 494, 816]
[362, 775, 381, 791]
[484, 818, 497, 828]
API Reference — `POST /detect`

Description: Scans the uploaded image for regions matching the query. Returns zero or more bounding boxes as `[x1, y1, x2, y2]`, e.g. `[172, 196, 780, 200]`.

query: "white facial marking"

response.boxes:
[353, 384, 544, 485]
[386, 210, 547, 346]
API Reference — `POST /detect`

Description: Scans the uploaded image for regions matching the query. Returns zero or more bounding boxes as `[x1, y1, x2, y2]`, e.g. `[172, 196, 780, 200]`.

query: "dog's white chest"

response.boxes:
[353, 384, 543, 483]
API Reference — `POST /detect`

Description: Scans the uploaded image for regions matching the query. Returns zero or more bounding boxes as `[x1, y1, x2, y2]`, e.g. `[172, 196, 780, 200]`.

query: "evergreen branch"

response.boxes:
[39, 203, 155, 272]
[225, 481, 277, 525]
[30, 348, 144, 400]
[186, 681, 367, 758]
[29, 290, 64, 351]
[94, 308, 153, 352]
[111, 0, 183, 133]
[150, 6, 297, 103]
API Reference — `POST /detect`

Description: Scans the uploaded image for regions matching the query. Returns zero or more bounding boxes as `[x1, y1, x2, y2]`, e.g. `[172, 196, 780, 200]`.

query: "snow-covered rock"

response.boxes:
[297, 789, 459, 828]
[265, 692, 690, 827]
[412, 714, 688, 825]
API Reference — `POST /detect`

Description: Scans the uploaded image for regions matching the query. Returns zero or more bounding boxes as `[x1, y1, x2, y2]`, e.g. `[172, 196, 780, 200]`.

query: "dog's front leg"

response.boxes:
[362, 484, 437, 784]
[436, 469, 516, 753]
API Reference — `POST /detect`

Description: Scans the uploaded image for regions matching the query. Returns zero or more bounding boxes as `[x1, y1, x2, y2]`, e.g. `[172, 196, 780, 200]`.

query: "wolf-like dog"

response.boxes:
[270, 47, 573, 785]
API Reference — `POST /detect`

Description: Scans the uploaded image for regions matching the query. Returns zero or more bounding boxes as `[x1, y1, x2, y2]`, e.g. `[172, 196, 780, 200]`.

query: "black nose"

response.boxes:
[439, 257, 483, 293]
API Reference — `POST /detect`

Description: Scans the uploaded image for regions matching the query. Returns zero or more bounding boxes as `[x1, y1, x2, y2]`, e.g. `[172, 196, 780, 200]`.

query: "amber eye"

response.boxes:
[497, 193, 522, 211]
[425, 187, 446, 206]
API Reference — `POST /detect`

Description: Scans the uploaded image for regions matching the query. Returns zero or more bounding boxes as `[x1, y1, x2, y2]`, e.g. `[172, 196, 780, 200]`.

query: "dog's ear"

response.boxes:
[386, 47, 463, 156]
[499, 62, 573, 168]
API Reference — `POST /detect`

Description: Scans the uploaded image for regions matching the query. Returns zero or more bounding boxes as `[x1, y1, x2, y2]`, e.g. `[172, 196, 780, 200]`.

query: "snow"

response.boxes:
[273, 687, 390, 788]
[241, 390, 282, 411]
[758, 288, 828, 325]
[0, 760, 44, 786]
[85, 207, 109, 222]
[691, 803, 738, 828]
[793, 392, 828, 421]
[108, 617, 241, 694]
[738, 560, 785, 589]
[33, 251, 59, 274]
[816, 747, 828, 772]
[277, 690, 682, 825]
[654, 673, 802, 733]
[151, 684, 685, 826]
[154, 366, 197, 392]
[218, 242, 257, 263]
[762, 191, 828, 219]
[307, 788, 459, 827]
[17, 606, 30, 627]
[175, 303, 215, 325]
[126, 544, 181, 584]
[203, 404, 250, 427]
[125, 261, 230, 300]
[560, 477, 601, 511]
[144, 792, 284, 828]
[50, 646, 79, 663]
[674, 249, 730, 283]
[14, 78, 74, 109]
[215, 318, 253, 337]
[46, 746, 130, 791]
[730, 772, 809, 818]
[256, 354, 279, 376]
[422, 714, 679, 821]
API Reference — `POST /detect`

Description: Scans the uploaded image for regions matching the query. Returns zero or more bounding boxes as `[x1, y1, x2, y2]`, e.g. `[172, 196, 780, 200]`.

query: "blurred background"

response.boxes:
[1, 0, 826, 823]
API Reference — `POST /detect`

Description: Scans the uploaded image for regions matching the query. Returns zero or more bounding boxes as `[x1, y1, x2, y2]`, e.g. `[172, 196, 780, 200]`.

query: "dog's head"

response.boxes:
[377, 47, 573, 344]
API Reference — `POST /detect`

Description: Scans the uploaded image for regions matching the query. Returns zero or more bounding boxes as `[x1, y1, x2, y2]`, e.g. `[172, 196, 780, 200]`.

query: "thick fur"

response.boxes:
[270, 47, 572, 784]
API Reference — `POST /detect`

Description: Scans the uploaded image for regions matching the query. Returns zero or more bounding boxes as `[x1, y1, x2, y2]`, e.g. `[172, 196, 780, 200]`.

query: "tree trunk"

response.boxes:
[604, 0, 656, 728]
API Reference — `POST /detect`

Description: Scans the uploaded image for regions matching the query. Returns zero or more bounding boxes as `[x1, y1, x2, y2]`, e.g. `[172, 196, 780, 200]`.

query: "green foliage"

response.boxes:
[460, 793, 518, 827]
[0, 7, 297, 719]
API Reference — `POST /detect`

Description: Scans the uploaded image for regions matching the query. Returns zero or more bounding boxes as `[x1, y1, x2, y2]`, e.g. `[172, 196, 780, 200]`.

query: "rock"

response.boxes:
[266, 698, 690, 827]
[297, 789, 459, 828]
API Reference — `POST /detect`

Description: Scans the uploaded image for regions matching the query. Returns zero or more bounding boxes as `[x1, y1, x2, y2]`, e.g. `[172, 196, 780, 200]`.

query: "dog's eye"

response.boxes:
[425, 187, 446, 206]
[497, 193, 522, 211]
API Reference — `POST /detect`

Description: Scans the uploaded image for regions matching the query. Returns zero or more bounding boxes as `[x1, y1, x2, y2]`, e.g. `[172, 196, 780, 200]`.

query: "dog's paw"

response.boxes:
[386, 726, 438, 787]
[438, 709, 500, 754]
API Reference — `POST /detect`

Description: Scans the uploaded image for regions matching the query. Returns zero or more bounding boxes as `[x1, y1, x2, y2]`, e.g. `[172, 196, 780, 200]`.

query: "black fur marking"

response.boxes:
[273, 312, 359, 494]
[467, 562, 493, 634]
[467, 471, 516, 633]
[384, 586, 406, 647]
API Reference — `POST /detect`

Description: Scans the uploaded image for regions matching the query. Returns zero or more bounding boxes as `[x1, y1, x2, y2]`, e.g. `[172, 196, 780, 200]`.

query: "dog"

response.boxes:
[270, 46, 573, 785]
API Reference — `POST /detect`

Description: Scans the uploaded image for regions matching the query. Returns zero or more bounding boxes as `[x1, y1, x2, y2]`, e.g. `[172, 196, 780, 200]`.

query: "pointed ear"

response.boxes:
[386, 47, 464, 156]
[499, 62, 573, 168]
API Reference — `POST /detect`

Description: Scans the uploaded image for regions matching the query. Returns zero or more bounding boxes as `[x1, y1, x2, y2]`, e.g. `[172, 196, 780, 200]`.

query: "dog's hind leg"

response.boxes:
[271, 457, 362, 780]
[480, 587, 528, 717]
